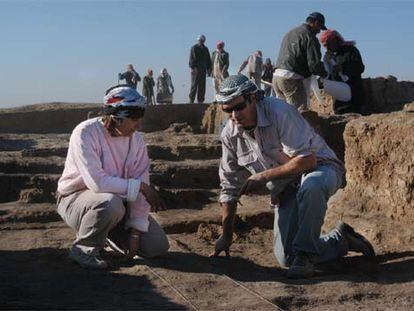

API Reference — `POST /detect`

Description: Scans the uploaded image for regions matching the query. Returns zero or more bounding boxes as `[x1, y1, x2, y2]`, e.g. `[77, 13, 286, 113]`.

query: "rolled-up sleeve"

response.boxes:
[276, 106, 315, 158]
[125, 138, 151, 232]
[219, 136, 245, 204]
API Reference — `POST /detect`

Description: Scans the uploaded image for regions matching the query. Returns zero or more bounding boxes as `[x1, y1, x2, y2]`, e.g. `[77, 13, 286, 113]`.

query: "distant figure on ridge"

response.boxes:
[211, 41, 230, 97]
[142, 69, 155, 105]
[262, 58, 275, 96]
[274, 12, 328, 111]
[156, 68, 174, 105]
[119, 64, 141, 90]
[189, 34, 212, 104]
[320, 29, 365, 114]
[238, 50, 263, 88]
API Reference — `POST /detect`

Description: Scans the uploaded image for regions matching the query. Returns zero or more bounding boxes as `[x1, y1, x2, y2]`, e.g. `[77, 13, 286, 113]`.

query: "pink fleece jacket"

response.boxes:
[57, 117, 151, 232]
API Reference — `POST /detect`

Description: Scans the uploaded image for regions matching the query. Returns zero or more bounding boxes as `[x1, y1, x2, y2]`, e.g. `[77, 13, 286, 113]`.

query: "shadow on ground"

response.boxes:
[0, 248, 187, 310]
[144, 250, 414, 285]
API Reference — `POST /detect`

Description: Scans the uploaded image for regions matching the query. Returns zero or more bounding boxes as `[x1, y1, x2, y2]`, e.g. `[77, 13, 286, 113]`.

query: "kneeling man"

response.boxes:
[211, 75, 374, 278]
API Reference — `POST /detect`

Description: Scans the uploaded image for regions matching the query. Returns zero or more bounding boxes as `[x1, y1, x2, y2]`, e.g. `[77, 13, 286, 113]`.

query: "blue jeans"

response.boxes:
[273, 164, 348, 267]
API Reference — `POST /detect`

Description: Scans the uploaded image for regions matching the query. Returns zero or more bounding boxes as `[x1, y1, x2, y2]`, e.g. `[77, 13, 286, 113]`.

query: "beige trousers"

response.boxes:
[57, 190, 169, 257]
[273, 76, 308, 110]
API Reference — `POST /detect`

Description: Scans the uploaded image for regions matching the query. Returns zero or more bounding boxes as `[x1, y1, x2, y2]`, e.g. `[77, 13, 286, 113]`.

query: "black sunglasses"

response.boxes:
[221, 96, 251, 114]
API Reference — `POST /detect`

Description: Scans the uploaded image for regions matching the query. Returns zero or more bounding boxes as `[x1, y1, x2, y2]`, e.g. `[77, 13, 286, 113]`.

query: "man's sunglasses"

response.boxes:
[221, 96, 251, 114]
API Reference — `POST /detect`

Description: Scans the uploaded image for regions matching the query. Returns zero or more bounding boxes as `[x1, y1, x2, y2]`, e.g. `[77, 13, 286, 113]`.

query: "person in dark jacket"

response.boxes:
[262, 58, 274, 96]
[119, 64, 141, 89]
[142, 69, 155, 105]
[211, 41, 230, 96]
[320, 29, 365, 114]
[274, 12, 328, 110]
[189, 34, 212, 103]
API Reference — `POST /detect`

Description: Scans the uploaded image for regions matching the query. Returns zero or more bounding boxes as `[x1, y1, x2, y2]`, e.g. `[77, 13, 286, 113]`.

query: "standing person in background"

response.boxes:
[189, 34, 212, 104]
[119, 64, 141, 90]
[142, 69, 155, 105]
[273, 12, 328, 111]
[238, 50, 263, 89]
[156, 68, 175, 105]
[211, 41, 230, 97]
[319, 29, 365, 114]
[262, 58, 274, 96]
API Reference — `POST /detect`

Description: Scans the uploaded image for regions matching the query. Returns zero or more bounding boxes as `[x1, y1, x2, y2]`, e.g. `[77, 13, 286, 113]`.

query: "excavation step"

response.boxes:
[150, 159, 220, 189]
[147, 144, 220, 161]
[0, 173, 60, 203]
[158, 188, 219, 209]
[0, 202, 60, 225]
[0, 155, 65, 174]
[154, 195, 273, 234]
[0, 194, 272, 234]
[0, 133, 70, 152]
[0, 170, 220, 205]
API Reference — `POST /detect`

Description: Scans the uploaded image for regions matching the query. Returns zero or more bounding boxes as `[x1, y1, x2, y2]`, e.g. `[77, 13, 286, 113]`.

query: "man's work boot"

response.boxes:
[336, 221, 375, 257]
[287, 252, 314, 279]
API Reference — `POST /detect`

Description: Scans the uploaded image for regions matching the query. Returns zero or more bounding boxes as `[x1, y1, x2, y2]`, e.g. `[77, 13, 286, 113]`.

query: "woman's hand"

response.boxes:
[140, 182, 167, 212]
[127, 229, 141, 259]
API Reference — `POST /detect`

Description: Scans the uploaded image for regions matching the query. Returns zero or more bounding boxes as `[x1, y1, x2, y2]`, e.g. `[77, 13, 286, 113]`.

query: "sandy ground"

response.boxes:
[1, 216, 413, 311]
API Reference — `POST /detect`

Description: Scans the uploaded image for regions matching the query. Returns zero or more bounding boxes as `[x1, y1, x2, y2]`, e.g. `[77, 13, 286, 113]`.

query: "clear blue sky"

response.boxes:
[0, 0, 413, 107]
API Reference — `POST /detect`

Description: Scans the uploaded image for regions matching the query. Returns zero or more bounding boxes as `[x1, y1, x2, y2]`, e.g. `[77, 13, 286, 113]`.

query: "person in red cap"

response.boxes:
[211, 41, 230, 96]
[320, 29, 365, 114]
[273, 12, 328, 111]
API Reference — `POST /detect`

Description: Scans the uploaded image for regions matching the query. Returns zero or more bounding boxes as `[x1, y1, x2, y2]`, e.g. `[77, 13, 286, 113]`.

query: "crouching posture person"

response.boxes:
[57, 85, 169, 269]
[211, 75, 375, 278]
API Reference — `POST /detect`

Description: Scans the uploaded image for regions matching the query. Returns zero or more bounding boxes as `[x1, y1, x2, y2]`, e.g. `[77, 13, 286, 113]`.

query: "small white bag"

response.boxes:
[323, 79, 352, 102]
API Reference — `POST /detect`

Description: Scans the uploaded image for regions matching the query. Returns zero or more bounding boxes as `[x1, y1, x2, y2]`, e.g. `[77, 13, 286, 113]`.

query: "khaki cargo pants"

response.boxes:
[57, 190, 169, 257]
[273, 76, 307, 110]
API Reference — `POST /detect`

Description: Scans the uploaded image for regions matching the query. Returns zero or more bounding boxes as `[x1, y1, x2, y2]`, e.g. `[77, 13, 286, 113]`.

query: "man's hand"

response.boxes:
[209, 234, 232, 258]
[238, 173, 266, 197]
[191, 67, 198, 74]
[140, 182, 167, 212]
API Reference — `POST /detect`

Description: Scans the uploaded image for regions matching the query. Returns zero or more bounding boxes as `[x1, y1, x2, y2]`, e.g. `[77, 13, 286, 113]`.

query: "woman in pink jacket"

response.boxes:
[57, 85, 169, 269]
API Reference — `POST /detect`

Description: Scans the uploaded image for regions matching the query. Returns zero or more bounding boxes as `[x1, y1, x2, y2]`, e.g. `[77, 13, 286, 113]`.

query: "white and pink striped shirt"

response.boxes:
[57, 117, 151, 232]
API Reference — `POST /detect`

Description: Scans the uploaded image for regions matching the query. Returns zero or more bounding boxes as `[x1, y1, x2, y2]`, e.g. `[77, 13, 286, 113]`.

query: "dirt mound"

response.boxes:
[325, 109, 414, 250]
[0, 103, 210, 134]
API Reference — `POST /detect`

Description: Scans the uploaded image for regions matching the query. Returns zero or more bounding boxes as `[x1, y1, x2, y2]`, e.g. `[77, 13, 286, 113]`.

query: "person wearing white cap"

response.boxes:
[189, 34, 212, 103]
[273, 12, 328, 111]
[56, 85, 169, 269]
